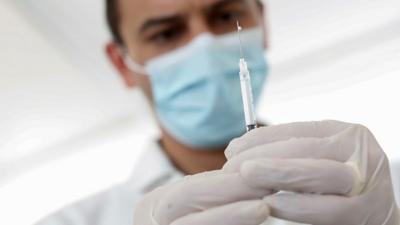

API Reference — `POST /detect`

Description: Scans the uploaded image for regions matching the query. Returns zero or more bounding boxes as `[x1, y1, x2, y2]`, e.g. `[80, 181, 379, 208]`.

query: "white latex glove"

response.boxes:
[224, 120, 399, 225]
[134, 170, 272, 225]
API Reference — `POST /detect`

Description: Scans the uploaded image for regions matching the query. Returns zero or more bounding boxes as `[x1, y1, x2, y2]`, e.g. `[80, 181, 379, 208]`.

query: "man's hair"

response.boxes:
[106, 0, 123, 45]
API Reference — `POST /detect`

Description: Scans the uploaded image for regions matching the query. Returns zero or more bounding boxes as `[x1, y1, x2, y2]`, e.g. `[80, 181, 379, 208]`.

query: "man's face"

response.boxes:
[107, 0, 263, 100]
[121, 0, 261, 62]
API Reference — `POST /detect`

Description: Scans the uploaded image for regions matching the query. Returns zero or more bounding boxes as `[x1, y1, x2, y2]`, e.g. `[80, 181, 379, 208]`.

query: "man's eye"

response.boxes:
[214, 10, 243, 24]
[149, 26, 184, 44]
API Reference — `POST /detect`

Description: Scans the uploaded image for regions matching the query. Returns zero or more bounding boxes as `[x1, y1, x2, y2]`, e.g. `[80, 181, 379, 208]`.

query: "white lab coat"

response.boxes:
[35, 141, 305, 225]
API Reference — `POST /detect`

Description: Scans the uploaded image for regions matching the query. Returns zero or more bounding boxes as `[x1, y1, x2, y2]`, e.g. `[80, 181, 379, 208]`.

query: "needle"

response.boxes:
[236, 20, 244, 58]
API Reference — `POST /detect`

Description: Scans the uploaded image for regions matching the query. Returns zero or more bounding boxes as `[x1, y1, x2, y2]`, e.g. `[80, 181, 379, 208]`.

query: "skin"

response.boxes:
[105, 0, 265, 174]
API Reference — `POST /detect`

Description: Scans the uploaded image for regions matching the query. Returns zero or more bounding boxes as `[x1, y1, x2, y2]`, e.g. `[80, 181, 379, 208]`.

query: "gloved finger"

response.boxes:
[170, 200, 269, 225]
[264, 192, 357, 225]
[134, 185, 170, 225]
[154, 171, 273, 225]
[239, 158, 357, 195]
[224, 136, 352, 172]
[225, 120, 350, 159]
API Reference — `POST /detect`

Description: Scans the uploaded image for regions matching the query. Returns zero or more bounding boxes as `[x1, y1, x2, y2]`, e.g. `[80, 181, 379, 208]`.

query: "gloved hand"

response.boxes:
[133, 170, 271, 225]
[224, 120, 399, 225]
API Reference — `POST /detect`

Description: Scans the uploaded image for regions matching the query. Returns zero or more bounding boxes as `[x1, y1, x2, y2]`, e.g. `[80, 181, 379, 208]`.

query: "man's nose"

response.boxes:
[188, 15, 212, 40]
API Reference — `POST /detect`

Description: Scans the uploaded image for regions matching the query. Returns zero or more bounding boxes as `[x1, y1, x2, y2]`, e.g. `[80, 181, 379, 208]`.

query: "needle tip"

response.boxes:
[236, 20, 242, 31]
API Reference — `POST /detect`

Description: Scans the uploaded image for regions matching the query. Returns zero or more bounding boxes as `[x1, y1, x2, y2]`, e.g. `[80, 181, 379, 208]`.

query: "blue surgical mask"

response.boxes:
[127, 27, 269, 149]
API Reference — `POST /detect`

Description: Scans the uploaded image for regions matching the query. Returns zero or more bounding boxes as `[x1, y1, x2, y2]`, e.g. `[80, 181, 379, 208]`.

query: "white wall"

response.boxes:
[0, 0, 157, 182]
[0, 2, 156, 223]
[0, 0, 399, 224]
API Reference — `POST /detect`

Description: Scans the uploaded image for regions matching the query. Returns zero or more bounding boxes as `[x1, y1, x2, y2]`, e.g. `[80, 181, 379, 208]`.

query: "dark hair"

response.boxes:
[106, 0, 123, 45]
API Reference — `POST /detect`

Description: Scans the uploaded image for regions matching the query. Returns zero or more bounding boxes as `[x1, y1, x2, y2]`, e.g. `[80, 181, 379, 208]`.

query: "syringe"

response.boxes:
[236, 21, 257, 132]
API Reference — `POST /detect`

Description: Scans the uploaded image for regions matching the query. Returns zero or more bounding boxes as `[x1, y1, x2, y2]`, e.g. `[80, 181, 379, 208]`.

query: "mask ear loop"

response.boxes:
[122, 48, 148, 75]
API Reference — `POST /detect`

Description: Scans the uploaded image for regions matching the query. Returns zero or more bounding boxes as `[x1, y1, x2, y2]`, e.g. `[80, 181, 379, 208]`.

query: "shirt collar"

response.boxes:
[125, 140, 184, 194]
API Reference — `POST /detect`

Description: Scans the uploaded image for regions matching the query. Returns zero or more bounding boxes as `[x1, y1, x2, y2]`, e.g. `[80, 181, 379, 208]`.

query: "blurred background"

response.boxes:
[0, 0, 399, 224]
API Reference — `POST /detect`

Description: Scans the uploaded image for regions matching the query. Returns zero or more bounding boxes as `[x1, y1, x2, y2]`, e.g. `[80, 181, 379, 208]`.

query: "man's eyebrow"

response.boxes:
[139, 15, 183, 33]
[209, 0, 246, 11]
[138, 0, 246, 33]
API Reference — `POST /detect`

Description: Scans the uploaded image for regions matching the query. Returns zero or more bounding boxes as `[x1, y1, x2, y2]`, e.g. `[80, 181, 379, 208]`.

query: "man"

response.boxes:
[36, 0, 399, 224]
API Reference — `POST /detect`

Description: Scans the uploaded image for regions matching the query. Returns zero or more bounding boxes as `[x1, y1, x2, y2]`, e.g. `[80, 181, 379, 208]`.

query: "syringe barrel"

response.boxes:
[239, 59, 257, 130]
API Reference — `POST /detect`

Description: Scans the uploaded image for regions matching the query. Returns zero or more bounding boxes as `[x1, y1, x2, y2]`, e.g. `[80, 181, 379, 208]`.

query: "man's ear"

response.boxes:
[105, 42, 136, 88]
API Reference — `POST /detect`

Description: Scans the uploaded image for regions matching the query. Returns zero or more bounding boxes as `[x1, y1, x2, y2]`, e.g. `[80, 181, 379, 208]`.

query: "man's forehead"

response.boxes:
[119, 0, 238, 28]
[121, 0, 224, 13]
